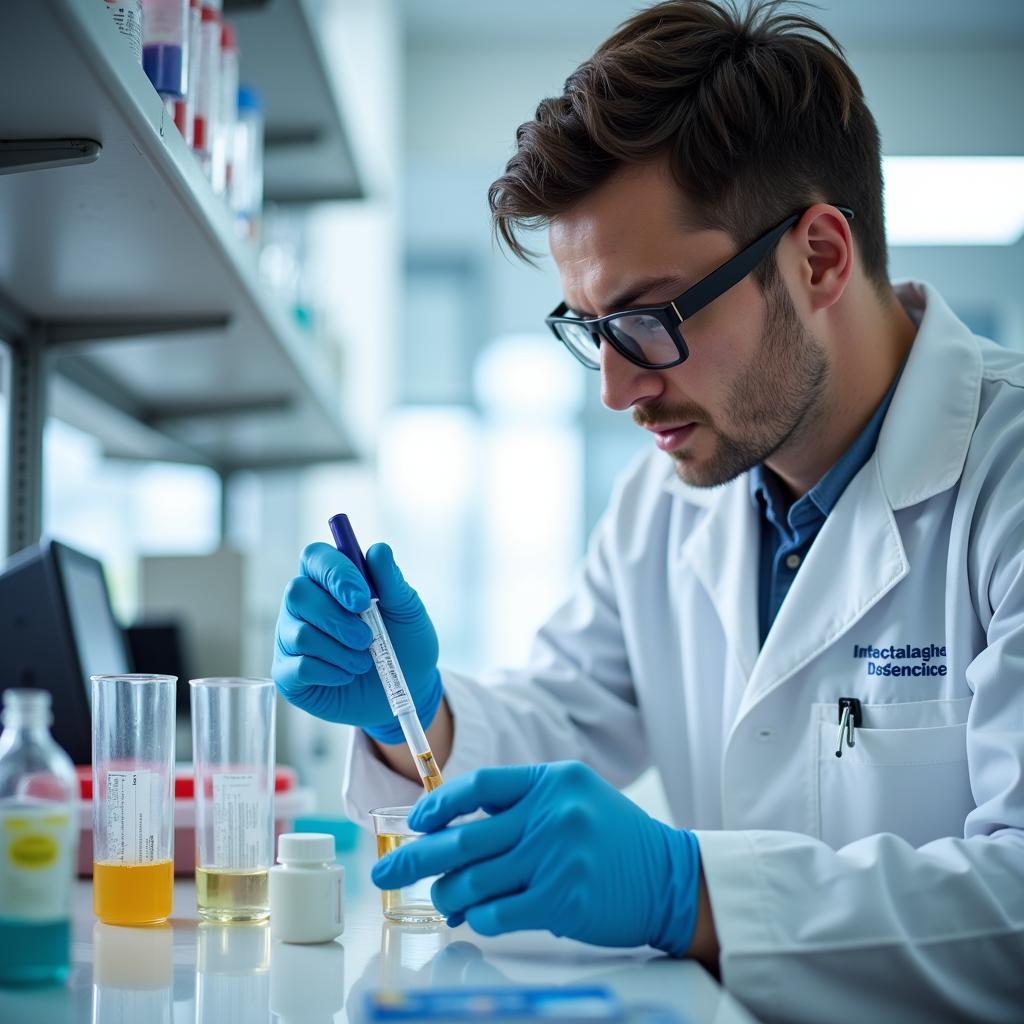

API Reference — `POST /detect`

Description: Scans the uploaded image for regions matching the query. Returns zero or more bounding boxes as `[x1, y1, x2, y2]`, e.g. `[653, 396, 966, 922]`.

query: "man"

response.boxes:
[273, 2, 1024, 1020]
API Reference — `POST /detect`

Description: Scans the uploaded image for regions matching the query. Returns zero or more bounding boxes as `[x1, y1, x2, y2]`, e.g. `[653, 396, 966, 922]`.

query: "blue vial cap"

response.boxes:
[237, 84, 263, 113]
[328, 514, 379, 601]
[143, 43, 185, 99]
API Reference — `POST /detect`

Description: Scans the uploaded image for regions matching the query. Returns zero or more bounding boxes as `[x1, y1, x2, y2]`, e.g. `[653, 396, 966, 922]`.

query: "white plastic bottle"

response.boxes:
[269, 833, 344, 944]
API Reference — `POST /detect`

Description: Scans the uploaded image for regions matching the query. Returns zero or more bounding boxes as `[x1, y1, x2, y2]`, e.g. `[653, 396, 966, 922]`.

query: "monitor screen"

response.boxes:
[0, 539, 130, 763]
[58, 547, 131, 697]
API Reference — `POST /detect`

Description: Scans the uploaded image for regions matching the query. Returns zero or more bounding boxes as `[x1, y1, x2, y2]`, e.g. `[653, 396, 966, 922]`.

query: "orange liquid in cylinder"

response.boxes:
[93, 860, 174, 925]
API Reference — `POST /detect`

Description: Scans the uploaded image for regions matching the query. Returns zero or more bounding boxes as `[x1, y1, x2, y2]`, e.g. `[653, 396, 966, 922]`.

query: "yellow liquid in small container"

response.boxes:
[93, 860, 174, 925]
[376, 833, 444, 923]
[195, 867, 270, 922]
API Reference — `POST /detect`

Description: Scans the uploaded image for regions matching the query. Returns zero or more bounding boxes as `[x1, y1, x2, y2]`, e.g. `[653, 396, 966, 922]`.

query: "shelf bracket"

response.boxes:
[44, 315, 232, 348]
[0, 139, 101, 176]
[5, 329, 46, 556]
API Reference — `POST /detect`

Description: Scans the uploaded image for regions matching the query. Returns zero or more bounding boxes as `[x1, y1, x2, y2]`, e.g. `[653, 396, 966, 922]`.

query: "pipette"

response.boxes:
[328, 514, 444, 793]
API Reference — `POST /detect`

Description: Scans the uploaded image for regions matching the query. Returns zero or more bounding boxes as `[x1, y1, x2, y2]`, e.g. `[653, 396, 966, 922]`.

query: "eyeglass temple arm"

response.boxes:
[674, 206, 854, 321]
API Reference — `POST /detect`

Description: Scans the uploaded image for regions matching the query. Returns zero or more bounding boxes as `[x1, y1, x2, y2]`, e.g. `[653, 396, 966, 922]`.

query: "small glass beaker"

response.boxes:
[369, 806, 445, 924]
[190, 677, 276, 922]
[91, 674, 176, 926]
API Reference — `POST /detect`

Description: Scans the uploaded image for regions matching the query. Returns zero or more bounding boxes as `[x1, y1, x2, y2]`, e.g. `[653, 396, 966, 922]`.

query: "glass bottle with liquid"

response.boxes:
[0, 689, 78, 985]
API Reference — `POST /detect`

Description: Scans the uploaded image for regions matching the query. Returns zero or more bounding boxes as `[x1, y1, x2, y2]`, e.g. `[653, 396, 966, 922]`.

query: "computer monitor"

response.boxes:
[0, 539, 131, 764]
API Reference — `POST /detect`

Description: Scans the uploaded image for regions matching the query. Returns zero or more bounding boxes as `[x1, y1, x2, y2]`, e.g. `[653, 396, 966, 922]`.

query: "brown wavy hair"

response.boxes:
[488, 0, 888, 292]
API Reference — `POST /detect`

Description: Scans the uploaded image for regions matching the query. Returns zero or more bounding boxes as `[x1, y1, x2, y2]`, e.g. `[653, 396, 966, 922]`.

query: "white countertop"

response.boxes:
[0, 837, 760, 1023]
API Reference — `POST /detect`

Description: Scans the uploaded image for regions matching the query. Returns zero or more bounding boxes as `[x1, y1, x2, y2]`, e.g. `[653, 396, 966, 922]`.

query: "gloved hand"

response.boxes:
[371, 761, 701, 955]
[272, 541, 443, 743]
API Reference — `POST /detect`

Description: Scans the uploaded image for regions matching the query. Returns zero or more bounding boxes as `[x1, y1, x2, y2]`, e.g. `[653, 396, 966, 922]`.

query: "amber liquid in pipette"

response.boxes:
[416, 751, 444, 793]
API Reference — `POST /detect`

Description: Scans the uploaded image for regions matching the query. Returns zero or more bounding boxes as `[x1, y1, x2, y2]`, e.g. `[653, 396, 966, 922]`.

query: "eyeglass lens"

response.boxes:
[555, 313, 678, 368]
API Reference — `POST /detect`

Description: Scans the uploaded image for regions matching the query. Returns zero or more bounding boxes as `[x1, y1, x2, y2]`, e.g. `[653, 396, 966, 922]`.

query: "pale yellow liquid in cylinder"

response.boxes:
[93, 860, 174, 925]
[195, 867, 270, 922]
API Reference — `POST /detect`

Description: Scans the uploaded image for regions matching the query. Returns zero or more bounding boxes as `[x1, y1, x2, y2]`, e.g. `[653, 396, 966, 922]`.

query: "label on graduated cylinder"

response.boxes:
[106, 770, 159, 863]
[212, 773, 264, 869]
[361, 603, 415, 716]
[0, 803, 75, 920]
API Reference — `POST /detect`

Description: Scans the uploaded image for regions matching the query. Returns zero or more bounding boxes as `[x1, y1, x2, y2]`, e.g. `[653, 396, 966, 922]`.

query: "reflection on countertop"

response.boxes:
[0, 865, 757, 1024]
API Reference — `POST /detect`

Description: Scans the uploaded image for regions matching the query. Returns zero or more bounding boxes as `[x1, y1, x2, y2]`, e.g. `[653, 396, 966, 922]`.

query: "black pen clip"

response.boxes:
[835, 697, 863, 758]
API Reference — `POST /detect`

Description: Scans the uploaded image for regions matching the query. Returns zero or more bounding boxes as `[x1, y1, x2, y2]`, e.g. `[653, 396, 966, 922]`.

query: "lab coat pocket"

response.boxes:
[814, 704, 973, 849]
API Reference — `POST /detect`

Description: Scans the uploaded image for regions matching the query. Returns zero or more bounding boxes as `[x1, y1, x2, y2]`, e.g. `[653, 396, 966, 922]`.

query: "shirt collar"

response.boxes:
[749, 366, 903, 526]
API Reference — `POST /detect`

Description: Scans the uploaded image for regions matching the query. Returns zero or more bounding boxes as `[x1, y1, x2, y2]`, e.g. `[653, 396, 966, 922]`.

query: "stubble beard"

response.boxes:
[638, 277, 830, 488]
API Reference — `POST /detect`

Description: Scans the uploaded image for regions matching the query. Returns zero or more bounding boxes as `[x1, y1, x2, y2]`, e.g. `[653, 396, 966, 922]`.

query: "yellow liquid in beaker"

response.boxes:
[375, 833, 444, 923]
[195, 867, 270, 922]
[93, 860, 174, 925]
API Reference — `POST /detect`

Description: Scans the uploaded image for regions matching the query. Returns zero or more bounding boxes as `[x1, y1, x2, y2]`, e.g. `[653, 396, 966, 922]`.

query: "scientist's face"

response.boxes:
[549, 161, 828, 488]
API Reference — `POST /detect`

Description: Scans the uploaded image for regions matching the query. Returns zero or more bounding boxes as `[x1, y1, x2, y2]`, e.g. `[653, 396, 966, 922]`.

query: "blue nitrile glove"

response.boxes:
[272, 541, 443, 743]
[371, 762, 701, 955]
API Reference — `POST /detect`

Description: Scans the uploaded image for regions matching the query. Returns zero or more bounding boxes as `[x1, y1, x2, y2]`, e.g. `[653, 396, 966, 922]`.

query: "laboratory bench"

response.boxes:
[0, 837, 760, 1024]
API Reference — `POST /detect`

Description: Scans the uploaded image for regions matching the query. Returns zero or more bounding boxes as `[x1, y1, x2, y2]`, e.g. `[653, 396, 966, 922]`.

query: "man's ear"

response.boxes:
[795, 204, 853, 313]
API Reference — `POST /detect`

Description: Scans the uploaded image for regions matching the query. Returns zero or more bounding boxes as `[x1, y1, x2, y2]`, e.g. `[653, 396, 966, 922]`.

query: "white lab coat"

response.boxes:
[344, 281, 1024, 1024]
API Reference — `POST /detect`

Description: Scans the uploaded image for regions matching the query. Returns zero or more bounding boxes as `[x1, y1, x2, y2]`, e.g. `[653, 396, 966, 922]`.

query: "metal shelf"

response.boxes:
[225, 0, 363, 203]
[0, 0, 356, 553]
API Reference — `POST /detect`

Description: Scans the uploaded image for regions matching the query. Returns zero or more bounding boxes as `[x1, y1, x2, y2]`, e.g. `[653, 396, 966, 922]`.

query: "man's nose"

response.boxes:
[600, 339, 664, 412]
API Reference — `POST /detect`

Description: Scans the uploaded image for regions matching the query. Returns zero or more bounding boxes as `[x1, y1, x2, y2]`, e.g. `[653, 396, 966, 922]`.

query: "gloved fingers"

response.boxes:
[430, 842, 535, 918]
[463, 888, 548, 938]
[366, 543, 423, 621]
[282, 575, 374, 650]
[276, 615, 374, 677]
[371, 804, 524, 890]
[274, 652, 366, 696]
[409, 765, 541, 833]
[272, 675, 345, 721]
[300, 542, 372, 612]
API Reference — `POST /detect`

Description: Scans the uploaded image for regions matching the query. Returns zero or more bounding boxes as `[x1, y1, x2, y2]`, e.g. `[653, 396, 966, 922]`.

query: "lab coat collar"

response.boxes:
[663, 280, 982, 513]
[875, 280, 983, 511]
[669, 279, 980, 703]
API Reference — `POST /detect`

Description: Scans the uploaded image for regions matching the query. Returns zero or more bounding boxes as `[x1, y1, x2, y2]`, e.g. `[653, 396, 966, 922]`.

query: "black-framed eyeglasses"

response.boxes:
[545, 205, 854, 371]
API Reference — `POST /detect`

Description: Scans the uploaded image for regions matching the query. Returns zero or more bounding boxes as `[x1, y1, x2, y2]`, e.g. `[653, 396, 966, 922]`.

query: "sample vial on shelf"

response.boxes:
[231, 84, 264, 243]
[173, 0, 201, 146]
[215, 20, 239, 196]
[0, 689, 78, 986]
[269, 833, 345, 944]
[102, 0, 144, 65]
[193, 2, 222, 173]
[91, 674, 177, 926]
[141, 0, 190, 98]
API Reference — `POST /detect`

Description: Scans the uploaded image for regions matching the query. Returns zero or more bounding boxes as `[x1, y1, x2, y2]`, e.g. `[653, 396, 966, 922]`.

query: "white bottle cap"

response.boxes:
[277, 832, 335, 865]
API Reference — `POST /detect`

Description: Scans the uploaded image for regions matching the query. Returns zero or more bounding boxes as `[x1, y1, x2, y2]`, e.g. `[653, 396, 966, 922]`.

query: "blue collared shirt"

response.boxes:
[751, 373, 901, 645]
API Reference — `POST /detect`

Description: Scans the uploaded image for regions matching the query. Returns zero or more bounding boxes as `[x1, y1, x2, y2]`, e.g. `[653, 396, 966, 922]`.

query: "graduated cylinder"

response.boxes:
[190, 677, 276, 922]
[91, 675, 177, 925]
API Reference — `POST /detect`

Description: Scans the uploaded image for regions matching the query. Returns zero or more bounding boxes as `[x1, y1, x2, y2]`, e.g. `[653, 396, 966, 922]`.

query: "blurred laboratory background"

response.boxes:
[1, 0, 1023, 822]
